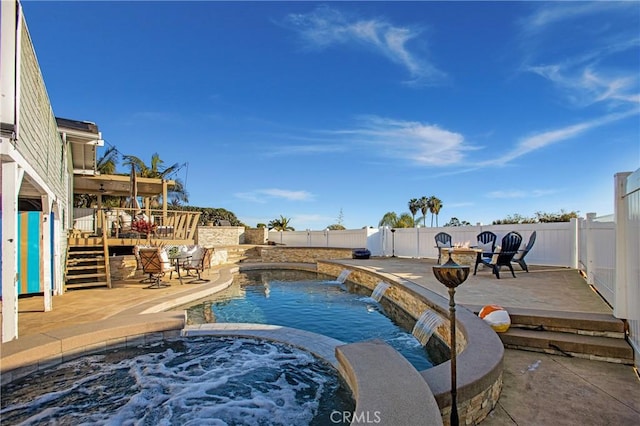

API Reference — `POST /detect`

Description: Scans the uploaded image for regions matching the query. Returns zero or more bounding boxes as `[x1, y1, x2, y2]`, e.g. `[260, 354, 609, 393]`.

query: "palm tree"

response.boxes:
[96, 145, 119, 175]
[268, 215, 295, 231]
[408, 198, 420, 227]
[419, 196, 430, 227]
[396, 213, 415, 228]
[122, 153, 188, 206]
[378, 211, 414, 228]
[379, 211, 399, 227]
[430, 197, 443, 227]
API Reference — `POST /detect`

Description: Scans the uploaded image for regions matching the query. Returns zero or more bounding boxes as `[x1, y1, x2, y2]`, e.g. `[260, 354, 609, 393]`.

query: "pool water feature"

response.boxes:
[371, 281, 390, 302]
[0, 336, 354, 425]
[412, 309, 443, 346]
[334, 269, 352, 283]
[182, 270, 442, 370]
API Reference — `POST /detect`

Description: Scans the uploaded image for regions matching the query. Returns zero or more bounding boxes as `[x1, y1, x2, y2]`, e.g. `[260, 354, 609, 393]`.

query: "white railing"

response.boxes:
[579, 215, 616, 304]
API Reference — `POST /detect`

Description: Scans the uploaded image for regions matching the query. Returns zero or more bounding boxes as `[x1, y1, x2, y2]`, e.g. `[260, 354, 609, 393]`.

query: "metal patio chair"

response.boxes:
[138, 247, 175, 288]
[181, 247, 212, 283]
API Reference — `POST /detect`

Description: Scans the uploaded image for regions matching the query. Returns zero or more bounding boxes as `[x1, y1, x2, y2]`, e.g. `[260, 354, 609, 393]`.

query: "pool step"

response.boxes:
[464, 305, 632, 364]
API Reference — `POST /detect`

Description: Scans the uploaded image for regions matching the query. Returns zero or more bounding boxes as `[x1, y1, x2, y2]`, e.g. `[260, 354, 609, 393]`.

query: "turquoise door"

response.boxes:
[17, 211, 43, 294]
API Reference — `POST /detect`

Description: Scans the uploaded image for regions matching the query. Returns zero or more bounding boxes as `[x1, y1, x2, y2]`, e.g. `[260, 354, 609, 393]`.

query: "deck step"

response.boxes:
[66, 264, 106, 271]
[65, 281, 109, 289]
[65, 272, 107, 280]
[67, 256, 105, 263]
[499, 328, 634, 364]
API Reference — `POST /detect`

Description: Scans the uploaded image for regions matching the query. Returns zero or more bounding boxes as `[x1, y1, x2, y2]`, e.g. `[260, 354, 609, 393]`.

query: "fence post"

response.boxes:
[570, 217, 579, 269]
[614, 172, 632, 318]
[585, 213, 596, 285]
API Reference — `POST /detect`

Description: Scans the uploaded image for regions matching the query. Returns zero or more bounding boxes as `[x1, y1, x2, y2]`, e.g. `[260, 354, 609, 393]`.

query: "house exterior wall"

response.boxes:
[18, 18, 68, 203]
[1, 1, 71, 341]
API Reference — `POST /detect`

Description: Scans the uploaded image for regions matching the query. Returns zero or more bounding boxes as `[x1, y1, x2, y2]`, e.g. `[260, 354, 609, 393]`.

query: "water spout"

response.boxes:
[412, 309, 443, 346]
[335, 269, 351, 284]
[371, 282, 390, 302]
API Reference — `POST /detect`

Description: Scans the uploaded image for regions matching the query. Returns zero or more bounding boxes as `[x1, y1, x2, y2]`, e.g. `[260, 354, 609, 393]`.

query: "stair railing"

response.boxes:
[100, 209, 112, 288]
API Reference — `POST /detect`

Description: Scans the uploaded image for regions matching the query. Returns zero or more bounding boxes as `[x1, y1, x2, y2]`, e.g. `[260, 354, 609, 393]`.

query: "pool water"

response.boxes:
[0, 336, 354, 425]
[183, 269, 437, 370]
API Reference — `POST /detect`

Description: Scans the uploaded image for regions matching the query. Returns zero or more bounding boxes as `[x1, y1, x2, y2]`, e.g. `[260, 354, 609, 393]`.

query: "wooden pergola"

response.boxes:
[73, 173, 176, 220]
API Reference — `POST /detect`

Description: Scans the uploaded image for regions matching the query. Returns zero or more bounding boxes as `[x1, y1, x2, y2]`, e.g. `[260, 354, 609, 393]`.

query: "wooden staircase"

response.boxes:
[65, 236, 111, 290]
[466, 305, 634, 364]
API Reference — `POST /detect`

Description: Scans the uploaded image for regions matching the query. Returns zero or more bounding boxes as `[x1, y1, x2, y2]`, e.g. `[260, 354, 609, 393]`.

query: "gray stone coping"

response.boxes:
[337, 339, 443, 426]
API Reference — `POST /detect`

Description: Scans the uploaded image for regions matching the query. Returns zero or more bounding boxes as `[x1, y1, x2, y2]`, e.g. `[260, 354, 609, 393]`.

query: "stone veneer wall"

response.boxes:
[261, 247, 353, 263]
[316, 260, 502, 426]
[197, 226, 244, 246]
[244, 228, 268, 245]
[110, 255, 141, 281]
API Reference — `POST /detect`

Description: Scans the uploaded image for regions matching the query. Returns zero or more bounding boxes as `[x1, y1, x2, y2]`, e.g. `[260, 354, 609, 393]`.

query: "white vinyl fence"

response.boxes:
[615, 170, 640, 369]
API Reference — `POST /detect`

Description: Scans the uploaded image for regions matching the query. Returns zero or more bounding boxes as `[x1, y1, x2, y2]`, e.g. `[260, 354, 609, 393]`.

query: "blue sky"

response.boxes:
[22, 1, 640, 230]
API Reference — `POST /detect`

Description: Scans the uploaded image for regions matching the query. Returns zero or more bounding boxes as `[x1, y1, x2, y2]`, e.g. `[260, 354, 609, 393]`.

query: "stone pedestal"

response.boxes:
[439, 248, 482, 266]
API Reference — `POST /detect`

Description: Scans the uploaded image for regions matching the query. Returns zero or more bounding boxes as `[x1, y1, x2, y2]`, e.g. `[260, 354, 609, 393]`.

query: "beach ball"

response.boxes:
[479, 305, 511, 333]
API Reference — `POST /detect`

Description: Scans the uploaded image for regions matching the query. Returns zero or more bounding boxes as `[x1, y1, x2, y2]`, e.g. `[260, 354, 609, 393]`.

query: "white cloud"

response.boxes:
[528, 64, 640, 108]
[520, 3, 639, 110]
[234, 188, 314, 203]
[523, 2, 637, 33]
[284, 6, 445, 84]
[483, 108, 639, 167]
[336, 115, 470, 166]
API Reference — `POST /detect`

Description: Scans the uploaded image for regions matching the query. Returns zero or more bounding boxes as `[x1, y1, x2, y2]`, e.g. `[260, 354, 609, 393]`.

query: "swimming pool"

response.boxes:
[0, 336, 354, 425]
[181, 269, 446, 370]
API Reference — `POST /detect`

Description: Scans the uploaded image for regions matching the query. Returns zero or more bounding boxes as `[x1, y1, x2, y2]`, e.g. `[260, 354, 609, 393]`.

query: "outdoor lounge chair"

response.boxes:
[512, 231, 537, 272]
[138, 247, 175, 288]
[434, 232, 452, 263]
[476, 231, 497, 260]
[474, 231, 523, 279]
[181, 247, 212, 283]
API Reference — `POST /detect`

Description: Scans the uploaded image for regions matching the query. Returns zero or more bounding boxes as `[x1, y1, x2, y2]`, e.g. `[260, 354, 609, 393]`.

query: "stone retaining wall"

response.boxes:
[261, 247, 353, 263]
[197, 226, 244, 246]
[244, 228, 268, 245]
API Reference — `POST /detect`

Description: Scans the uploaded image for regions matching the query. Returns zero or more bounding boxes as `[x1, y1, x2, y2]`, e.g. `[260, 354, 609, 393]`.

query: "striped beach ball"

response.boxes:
[479, 305, 511, 333]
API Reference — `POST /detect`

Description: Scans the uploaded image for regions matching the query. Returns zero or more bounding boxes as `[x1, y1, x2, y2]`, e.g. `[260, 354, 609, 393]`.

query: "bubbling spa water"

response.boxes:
[183, 269, 446, 370]
[0, 336, 354, 425]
